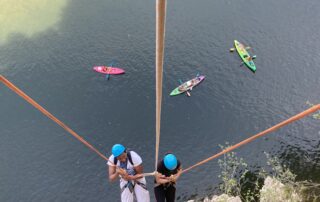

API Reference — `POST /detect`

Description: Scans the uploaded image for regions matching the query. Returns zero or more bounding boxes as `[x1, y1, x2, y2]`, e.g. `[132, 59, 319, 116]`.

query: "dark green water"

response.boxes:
[1, 0, 320, 201]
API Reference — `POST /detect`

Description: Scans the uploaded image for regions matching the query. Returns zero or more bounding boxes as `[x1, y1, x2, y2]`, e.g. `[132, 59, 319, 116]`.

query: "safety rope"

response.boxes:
[0, 75, 109, 162]
[182, 104, 320, 174]
[1, 74, 319, 178]
[155, 0, 167, 170]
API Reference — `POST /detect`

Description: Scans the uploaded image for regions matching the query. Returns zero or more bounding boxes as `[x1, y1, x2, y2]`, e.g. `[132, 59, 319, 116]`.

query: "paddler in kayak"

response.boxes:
[189, 77, 200, 90]
[103, 67, 111, 73]
[108, 144, 150, 202]
[154, 153, 182, 202]
[178, 83, 188, 92]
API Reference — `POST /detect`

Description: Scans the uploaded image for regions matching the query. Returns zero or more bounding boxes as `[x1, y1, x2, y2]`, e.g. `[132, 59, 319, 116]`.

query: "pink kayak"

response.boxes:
[93, 66, 125, 74]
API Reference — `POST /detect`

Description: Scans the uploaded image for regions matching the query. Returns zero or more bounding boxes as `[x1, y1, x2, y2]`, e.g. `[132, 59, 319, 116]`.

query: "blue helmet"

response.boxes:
[164, 154, 177, 170]
[112, 144, 125, 157]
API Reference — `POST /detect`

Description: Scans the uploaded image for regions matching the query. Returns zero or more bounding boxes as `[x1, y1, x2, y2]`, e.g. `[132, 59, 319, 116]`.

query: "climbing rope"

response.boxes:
[0, 75, 157, 176]
[0, 74, 157, 176]
[152, 0, 320, 175]
[155, 0, 167, 170]
[182, 104, 320, 174]
[0, 75, 109, 162]
[152, 0, 320, 176]
[1, 75, 319, 178]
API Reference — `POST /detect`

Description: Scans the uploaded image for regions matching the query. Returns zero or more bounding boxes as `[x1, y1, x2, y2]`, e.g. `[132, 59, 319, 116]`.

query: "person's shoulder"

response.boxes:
[158, 159, 164, 166]
[107, 155, 115, 166]
[177, 159, 181, 166]
[157, 160, 165, 171]
[128, 150, 141, 158]
[176, 159, 182, 168]
[129, 151, 143, 165]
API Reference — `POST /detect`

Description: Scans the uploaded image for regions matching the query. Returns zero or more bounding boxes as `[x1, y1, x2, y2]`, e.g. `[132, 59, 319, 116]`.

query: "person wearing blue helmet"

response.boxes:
[108, 144, 150, 202]
[154, 153, 182, 202]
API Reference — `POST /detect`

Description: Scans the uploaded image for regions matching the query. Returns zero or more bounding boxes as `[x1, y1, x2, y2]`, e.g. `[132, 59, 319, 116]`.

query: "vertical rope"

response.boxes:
[2, 73, 319, 175]
[155, 0, 167, 169]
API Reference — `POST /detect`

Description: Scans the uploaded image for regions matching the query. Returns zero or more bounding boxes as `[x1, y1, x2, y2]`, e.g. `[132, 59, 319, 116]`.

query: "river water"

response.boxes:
[1, 0, 320, 201]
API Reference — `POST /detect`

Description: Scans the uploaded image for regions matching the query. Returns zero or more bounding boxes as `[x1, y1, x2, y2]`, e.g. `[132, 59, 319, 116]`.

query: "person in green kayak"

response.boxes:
[154, 153, 182, 202]
[108, 144, 150, 202]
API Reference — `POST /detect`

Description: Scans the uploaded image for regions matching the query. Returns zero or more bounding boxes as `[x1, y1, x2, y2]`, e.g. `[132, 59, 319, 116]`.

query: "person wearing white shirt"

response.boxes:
[108, 144, 150, 202]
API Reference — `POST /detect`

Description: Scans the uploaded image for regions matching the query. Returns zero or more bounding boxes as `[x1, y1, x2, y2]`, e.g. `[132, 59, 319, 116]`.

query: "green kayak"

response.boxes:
[234, 40, 256, 72]
[170, 75, 205, 96]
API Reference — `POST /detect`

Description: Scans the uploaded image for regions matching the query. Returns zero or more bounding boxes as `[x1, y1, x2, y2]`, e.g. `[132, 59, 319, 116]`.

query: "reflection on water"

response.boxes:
[0, 0, 67, 44]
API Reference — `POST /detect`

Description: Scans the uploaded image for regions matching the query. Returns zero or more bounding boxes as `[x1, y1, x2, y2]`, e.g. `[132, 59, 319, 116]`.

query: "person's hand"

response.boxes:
[155, 172, 170, 184]
[155, 172, 166, 180]
[155, 172, 166, 178]
[168, 175, 176, 183]
[169, 169, 182, 183]
[134, 173, 143, 180]
[117, 168, 127, 176]
[121, 172, 131, 181]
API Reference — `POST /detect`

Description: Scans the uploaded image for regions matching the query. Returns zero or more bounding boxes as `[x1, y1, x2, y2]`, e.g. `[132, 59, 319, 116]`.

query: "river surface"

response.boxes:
[1, 0, 320, 201]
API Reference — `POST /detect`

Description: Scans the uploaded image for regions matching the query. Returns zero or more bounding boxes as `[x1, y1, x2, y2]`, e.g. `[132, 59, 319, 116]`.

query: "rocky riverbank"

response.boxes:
[187, 177, 301, 202]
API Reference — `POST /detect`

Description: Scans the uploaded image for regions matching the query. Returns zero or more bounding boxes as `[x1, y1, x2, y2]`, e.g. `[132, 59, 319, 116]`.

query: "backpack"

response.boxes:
[113, 150, 134, 166]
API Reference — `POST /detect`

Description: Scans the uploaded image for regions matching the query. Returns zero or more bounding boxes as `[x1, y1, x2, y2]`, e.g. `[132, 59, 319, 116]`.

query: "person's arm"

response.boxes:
[168, 162, 182, 183]
[125, 151, 144, 181]
[108, 165, 119, 182]
[120, 164, 144, 181]
[154, 160, 171, 184]
[131, 164, 144, 180]
[169, 165, 182, 183]
[155, 172, 171, 184]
